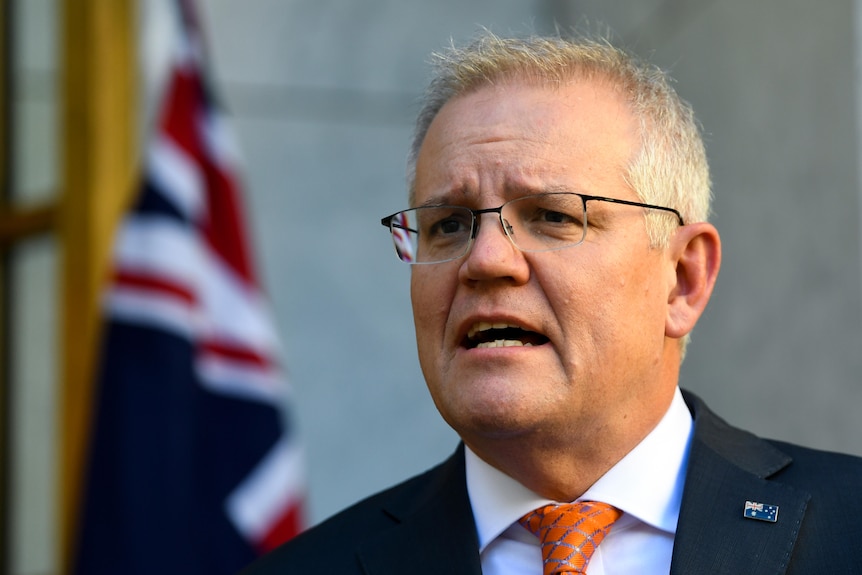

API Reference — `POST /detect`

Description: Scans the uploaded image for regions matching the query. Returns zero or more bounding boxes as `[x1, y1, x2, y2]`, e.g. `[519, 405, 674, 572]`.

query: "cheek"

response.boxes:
[411, 271, 451, 342]
[543, 256, 653, 354]
[542, 262, 604, 328]
[411, 271, 457, 392]
[597, 263, 669, 353]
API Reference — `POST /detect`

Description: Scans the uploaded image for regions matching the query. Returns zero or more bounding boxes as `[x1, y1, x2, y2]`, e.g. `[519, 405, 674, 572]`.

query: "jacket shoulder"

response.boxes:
[240, 449, 464, 574]
[679, 390, 862, 572]
[765, 438, 862, 505]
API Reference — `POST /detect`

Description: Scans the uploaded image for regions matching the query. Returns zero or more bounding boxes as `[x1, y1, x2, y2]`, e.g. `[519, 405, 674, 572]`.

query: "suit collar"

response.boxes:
[671, 390, 810, 575]
[357, 445, 482, 575]
[354, 392, 811, 575]
[683, 389, 792, 478]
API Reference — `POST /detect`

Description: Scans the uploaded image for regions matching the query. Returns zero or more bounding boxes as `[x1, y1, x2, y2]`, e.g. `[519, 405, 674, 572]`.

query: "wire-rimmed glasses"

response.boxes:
[380, 192, 684, 264]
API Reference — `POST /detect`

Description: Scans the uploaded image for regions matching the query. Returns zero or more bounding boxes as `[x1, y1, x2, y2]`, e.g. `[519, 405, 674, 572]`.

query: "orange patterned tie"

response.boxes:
[519, 501, 622, 575]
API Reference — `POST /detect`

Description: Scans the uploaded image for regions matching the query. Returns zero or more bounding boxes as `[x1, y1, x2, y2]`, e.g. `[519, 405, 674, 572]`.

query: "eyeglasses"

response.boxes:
[380, 192, 684, 264]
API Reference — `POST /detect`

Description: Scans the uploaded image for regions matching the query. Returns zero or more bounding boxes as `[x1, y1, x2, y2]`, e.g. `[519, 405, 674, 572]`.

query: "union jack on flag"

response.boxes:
[73, 2, 304, 574]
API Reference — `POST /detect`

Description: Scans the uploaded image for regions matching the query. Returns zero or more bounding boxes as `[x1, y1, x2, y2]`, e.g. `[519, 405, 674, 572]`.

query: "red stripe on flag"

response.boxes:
[198, 339, 272, 369]
[160, 69, 200, 163]
[159, 66, 257, 285]
[200, 159, 257, 286]
[256, 503, 304, 554]
[113, 269, 197, 306]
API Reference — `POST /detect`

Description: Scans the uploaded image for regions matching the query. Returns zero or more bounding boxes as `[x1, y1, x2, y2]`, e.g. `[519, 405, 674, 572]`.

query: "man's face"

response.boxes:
[411, 78, 681, 457]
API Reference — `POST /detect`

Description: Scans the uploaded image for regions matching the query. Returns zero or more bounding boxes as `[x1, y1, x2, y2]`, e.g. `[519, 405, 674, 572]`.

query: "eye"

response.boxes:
[526, 206, 583, 228]
[512, 194, 585, 228]
[539, 209, 577, 225]
[422, 209, 472, 238]
[434, 217, 467, 235]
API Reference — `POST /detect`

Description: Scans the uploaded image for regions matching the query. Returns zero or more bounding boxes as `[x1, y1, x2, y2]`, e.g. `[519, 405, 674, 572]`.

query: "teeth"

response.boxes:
[476, 340, 534, 349]
[468, 321, 520, 339]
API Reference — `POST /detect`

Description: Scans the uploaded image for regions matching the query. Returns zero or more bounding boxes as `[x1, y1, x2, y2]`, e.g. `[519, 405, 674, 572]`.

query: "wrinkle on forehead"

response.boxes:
[413, 80, 639, 209]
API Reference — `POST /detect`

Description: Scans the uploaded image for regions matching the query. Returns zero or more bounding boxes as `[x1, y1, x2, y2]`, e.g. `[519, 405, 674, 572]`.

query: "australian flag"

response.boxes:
[73, 2, 304, 574]
[743, 501, 779, 523]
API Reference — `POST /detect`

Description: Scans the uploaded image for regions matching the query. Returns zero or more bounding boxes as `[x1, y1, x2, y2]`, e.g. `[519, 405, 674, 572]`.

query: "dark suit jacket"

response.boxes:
[242, 391, 862, 574]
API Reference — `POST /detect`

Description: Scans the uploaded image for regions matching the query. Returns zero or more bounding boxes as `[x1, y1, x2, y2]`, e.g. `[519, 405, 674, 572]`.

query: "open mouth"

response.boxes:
[463, 322, 550, 349]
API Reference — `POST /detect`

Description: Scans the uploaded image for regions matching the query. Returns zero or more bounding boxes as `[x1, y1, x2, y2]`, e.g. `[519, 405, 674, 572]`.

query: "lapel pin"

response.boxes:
[743, 500, 779, 523]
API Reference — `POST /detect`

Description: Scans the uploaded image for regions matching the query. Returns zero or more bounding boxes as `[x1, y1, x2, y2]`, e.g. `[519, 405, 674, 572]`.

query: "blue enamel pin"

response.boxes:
[743, 500, 779, 523]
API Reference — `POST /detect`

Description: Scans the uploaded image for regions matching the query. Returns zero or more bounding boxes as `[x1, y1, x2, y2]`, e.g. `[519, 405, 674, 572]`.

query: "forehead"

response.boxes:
[413, 78, 639, 204]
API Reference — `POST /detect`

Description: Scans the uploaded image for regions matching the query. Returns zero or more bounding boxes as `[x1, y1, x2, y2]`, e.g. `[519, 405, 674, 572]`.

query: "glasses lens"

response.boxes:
[502, 193, 587, 252]
[388, 206, 474, 263]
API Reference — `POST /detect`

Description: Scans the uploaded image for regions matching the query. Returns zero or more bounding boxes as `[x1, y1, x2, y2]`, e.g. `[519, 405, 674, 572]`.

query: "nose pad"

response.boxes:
[466, 212, 519, 261]
[502, 217, 515, 239]
[460, 209, 530, 283]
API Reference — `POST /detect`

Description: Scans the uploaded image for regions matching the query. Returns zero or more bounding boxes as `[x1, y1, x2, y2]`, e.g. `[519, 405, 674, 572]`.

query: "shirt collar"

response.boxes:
[466, 387, 693, 552]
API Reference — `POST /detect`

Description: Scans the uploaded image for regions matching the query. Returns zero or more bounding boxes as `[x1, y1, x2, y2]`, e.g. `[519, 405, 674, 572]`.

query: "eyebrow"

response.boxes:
[417, 196, 452, 208]
[417, 182, 585, 208]
[416, 186, 478, 207]
[541, 183, 580, 195]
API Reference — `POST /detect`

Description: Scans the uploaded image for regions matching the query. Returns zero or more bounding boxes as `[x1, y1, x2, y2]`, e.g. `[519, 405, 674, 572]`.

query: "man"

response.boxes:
[243, 32, 862, 574]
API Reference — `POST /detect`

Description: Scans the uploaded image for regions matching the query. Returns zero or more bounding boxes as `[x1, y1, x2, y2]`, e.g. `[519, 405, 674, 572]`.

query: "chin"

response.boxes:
[440, 397, 542, 441]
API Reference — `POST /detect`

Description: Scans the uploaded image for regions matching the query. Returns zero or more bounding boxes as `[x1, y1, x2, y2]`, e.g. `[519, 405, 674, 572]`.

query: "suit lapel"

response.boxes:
[353, 394, 812, 574]
[671, 392, 811, 575]
[357, 446, 483, 575]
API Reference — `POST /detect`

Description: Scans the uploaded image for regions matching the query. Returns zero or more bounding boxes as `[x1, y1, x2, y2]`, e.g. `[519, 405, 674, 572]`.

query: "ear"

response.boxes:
[665, 222, 721, 339]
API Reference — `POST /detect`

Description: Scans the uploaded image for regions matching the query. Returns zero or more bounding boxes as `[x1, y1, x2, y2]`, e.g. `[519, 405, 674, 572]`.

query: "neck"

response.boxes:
[464, 384, 678, 502]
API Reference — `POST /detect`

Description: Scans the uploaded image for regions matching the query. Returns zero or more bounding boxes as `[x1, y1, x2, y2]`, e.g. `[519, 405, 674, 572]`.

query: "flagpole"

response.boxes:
[58, 1, 137, 573]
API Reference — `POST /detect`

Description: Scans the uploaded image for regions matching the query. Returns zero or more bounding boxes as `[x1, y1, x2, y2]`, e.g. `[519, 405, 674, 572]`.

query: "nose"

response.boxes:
[459, 212, 530, 284]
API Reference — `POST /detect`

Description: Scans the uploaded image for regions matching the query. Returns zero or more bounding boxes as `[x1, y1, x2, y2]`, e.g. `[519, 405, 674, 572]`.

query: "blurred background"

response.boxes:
[3, 0, 861, 573]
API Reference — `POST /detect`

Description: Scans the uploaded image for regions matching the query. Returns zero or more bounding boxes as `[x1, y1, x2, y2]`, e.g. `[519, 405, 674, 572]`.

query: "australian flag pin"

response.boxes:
[744, 500, 779, 523]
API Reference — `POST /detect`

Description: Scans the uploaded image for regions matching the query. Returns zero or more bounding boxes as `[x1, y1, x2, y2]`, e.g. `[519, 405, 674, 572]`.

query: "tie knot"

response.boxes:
[519, 501, 622, 575]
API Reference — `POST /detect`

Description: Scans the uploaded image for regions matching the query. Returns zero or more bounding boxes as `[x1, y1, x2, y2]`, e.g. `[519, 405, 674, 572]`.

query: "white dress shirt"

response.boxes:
[466, 387, 693, 575]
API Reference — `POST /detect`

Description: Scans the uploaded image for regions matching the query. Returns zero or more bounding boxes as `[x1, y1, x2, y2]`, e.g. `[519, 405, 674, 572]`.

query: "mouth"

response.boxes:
[462, 321, 550, 350]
